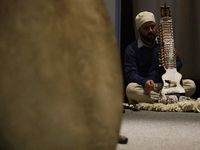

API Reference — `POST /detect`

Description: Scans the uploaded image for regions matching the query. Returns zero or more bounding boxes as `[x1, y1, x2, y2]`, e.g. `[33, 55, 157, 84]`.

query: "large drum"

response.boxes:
[0, 0, 123, 149]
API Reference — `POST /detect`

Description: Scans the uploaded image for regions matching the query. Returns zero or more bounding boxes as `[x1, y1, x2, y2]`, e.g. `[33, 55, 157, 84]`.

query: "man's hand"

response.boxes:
[145, 80, 155, 93]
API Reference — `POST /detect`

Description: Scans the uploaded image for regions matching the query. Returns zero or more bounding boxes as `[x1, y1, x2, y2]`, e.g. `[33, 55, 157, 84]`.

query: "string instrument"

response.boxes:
[158, 3, 185, 101]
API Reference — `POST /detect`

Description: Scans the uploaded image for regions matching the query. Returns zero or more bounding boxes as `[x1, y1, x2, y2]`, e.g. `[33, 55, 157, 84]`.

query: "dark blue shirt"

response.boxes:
[124, 40, 182, 87]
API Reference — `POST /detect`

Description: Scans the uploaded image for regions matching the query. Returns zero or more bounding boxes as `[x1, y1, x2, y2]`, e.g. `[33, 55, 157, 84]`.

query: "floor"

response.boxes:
[116, 109, 200, 150]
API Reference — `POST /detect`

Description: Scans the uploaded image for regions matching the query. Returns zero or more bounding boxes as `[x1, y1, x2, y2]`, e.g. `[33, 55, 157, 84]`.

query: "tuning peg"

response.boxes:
[158, 50, 162, 55]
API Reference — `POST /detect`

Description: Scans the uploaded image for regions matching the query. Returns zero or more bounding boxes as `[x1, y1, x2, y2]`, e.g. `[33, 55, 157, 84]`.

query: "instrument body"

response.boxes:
[158, 4, 185, 99]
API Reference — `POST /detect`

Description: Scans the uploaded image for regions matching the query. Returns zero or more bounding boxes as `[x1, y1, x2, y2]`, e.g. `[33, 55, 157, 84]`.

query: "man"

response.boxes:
[124, 11, 196, 104]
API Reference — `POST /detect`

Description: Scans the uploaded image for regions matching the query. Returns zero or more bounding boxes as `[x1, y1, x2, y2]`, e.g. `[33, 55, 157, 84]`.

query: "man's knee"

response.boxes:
[126, 83, 141, 103]
[183, 79, 196, 97]
[126, 83, 154, 104]
[126, 83, 143, 97]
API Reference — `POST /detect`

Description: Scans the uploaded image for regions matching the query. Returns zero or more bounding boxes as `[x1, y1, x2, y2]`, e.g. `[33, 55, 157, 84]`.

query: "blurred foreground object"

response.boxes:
[0, 0, 123, 149]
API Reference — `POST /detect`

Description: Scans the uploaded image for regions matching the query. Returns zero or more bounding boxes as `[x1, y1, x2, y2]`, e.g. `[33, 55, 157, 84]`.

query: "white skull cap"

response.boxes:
[135, 11, 156, 30]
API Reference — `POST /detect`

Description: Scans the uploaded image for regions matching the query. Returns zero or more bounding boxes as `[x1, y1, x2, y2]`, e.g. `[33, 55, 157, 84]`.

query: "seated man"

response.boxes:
[124, 11, 196, 104]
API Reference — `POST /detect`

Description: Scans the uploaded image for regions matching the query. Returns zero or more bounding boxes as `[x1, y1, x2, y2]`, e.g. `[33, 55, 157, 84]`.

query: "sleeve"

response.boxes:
[176, 55, 182, 72]
[124, 46, 148, 87]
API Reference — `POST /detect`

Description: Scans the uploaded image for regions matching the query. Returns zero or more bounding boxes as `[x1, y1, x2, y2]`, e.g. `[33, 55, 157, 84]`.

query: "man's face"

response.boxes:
[139, 21, 156, 42]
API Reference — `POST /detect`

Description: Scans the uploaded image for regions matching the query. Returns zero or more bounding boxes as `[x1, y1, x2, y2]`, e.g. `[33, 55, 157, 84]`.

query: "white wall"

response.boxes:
[103, 0, 121, 47]
[103, 0, 116, 29]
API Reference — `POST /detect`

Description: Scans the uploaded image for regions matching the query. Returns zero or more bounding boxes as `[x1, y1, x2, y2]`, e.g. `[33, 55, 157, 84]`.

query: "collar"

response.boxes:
[138, 36, 158, 48]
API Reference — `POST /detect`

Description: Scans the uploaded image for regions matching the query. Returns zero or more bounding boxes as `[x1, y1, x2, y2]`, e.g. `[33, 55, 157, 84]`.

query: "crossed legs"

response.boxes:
[126, 79, 196, 104]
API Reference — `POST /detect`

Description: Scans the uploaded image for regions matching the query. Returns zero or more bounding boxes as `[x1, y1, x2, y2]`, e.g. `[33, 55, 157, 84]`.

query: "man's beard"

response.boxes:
[140, 32, 156, 42]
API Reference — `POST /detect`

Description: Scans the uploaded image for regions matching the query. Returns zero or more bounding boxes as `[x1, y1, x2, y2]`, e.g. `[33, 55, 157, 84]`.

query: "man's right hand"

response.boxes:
[145, 80, 155, 93]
